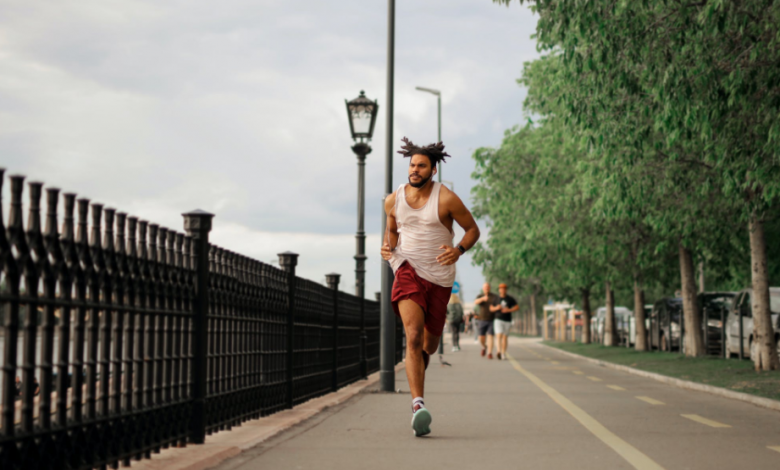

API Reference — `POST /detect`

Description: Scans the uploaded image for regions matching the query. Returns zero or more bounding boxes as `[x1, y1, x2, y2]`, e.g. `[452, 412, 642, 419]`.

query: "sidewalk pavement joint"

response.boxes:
[130, 362, 405, 470]
[538, 341, 780, 413]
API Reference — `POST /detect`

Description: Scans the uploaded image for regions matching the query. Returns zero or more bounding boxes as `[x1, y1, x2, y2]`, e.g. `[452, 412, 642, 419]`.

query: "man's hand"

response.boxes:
[436, 245, 461, 266]
[380, 242, 394, 261]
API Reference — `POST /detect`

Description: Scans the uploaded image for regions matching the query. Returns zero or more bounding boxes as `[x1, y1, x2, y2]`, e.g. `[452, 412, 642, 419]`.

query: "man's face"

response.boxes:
[408, 154, 435, 188]
[499, 286, 507, 297]
[482, 283, 490, 295]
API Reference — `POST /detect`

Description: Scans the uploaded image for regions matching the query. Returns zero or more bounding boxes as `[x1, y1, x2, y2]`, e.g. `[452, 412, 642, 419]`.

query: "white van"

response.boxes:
[725, 288, 780, 361]
[591, 306, 633, 344]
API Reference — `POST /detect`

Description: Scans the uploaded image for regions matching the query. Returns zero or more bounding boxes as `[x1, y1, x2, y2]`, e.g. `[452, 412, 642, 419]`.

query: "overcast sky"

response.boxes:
[0, 0, 540, 300]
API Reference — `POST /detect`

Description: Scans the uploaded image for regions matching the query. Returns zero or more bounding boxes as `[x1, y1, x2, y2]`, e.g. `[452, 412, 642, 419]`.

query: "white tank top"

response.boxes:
[390, 182, 456, 287]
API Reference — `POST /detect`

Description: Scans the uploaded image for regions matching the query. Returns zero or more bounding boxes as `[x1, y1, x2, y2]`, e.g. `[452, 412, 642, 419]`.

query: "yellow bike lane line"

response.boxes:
[518, 339, 780, 467]
[507, 352, 664, 470]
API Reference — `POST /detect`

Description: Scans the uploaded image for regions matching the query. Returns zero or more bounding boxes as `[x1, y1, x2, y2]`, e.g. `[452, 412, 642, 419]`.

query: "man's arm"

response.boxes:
[435, 187, 481, 266]
[504, 296, 520, 313]
[380, 193, 398, 261]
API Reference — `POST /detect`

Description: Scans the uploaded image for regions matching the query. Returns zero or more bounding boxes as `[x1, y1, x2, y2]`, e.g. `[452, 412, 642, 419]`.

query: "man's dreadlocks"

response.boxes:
[397, 137, 451, 167]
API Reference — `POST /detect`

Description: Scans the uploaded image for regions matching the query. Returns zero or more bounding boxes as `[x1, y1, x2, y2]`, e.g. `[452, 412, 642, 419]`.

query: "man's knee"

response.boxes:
[406, 329, 424, 351]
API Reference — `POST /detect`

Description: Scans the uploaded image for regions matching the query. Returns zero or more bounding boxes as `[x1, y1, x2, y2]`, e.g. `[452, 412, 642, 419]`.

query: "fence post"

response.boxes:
[326, 273, 341, 392]
[182, 209, 214, 445]
[278, 251, 298, 409]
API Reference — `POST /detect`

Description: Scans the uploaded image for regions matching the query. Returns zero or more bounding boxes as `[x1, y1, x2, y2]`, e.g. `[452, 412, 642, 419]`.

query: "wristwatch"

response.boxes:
[456, 244, 466, 255]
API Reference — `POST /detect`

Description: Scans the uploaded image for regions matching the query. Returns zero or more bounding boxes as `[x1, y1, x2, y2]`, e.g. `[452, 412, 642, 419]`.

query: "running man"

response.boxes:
[380, 137, 480, 437]
[474, 283, 499, 358]
[493, 283, 518, 360]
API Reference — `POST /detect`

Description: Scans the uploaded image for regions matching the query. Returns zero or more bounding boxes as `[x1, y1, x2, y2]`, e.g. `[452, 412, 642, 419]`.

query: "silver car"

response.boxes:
[591, 306, 633, 344]
[724, 287, 780, 360]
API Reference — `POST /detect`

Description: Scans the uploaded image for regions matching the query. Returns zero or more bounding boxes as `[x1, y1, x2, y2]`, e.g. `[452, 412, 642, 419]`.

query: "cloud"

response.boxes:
[0, 0, 540, 297]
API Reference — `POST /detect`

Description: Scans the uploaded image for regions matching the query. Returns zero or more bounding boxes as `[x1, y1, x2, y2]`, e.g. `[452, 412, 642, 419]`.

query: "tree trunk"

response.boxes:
[604, 281, 616, 346]
[680, 244, 704, 357]
[698, 261, 705, 293]
[530, 287, 538, 337]
[581, 287, 591, 344]
[749, 216, 780, 371]
[634, 280, 648, 351]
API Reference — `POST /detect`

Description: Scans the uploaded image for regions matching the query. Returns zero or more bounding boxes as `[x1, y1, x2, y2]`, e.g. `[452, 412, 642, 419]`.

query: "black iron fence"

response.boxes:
[0, 169, 401, 469]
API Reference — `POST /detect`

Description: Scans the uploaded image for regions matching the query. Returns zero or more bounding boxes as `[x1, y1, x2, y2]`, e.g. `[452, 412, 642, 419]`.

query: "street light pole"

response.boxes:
[415, 86, 442, 182]
[380, 0, 396, 393]
[345, 90, 378, 381]
[353, 142, 370, 378]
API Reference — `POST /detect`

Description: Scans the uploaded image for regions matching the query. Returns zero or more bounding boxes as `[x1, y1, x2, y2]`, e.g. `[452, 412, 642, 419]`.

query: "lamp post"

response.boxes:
[345, 90, 378, 379]
[380, 0, 396, 393]
[415, 86, 442, 182]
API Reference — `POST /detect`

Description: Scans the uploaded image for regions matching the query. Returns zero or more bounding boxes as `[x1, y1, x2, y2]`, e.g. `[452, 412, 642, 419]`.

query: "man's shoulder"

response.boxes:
[438, 184, 466, 208]
[384, 190, 398, 209]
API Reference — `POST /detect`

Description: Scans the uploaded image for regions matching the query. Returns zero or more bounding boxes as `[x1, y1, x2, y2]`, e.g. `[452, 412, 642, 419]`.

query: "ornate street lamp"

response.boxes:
[345, 90, 378, 379]
[345, 90, 379, 143]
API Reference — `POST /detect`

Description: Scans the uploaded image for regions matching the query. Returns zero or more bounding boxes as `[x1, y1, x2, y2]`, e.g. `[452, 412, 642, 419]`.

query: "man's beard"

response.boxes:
[409, 173, 432, 188]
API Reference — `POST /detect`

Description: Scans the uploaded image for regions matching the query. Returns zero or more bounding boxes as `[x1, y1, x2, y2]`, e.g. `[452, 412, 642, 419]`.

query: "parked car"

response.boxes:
[698, 292, 736, 356]
[648, 298, 683, 351]
[591, 306, 632, 344]
[724, 288, 780, 360]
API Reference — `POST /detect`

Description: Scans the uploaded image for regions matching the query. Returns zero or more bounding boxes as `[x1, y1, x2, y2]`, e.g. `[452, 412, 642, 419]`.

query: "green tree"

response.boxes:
[493, 0, 780, 367]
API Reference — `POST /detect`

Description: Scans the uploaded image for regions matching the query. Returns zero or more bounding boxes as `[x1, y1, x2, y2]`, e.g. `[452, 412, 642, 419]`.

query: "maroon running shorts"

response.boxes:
[391, 261, 452, 337]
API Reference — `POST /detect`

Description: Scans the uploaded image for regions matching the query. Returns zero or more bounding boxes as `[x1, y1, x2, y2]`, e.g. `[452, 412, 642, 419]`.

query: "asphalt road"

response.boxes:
[214, 337, 780, 470]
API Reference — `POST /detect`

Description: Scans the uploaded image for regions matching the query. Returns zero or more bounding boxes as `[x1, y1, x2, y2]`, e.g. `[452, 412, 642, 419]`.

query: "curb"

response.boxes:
[539, 343, 780, 413]
[132, 362, 406, 470]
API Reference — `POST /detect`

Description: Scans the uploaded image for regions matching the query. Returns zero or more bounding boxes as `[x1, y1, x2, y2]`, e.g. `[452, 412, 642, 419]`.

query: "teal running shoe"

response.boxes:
[411, 404, 432, 437]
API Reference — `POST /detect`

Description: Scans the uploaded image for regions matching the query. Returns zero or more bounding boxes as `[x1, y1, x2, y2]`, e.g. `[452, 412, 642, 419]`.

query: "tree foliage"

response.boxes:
[476, 0, 780, 366]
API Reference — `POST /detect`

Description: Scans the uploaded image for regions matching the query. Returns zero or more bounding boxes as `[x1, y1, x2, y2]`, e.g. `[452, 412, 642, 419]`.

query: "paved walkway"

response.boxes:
[213, 337, 780, 470]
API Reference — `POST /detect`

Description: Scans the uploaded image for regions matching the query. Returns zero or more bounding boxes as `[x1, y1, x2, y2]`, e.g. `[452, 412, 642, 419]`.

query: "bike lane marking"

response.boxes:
[636, 396, 665, 405]
[681, 414, 731, 428]
[507, 352, 664, 470]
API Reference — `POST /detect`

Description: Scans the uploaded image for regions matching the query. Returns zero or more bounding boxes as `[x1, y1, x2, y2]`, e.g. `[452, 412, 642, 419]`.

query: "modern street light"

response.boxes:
[345, 90, 379, 379]
[415, 86, 442, 182]
[380, 0, 396, 393]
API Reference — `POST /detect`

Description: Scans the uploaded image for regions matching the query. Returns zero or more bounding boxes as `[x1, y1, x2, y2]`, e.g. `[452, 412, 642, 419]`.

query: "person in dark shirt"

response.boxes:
[493, 283, 519, 360]
[474, 283, 499, 359]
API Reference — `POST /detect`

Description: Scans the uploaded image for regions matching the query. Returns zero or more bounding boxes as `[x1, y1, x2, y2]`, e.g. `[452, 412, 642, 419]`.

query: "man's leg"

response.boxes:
[502, 332, 509, 355]
[398, 299, 426, 399]
[486, 334, 495, 356]
[452, 322, 460, 348]
[423, 329, 441, 356]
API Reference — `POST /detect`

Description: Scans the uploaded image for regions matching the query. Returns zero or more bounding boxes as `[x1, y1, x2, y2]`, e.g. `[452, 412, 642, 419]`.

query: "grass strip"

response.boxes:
[543, 341, 780, 402]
